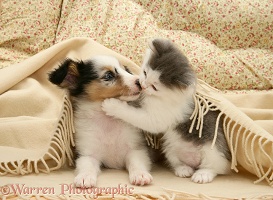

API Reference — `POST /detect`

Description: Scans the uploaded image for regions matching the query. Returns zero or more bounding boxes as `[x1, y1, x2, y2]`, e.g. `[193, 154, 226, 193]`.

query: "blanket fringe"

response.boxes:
[0, 191, 173, 200]
[144, 132, 161, 149]
[1, 191, 273, 200]
[164, 188, 273, 200]
[0, 94, 75, 175]
[193, 81, 273, 186]
[192, 81, 273, 186]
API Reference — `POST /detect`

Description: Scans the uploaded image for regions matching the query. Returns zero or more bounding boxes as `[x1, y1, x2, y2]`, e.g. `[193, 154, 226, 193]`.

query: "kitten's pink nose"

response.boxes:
[141, 82, 147, 89]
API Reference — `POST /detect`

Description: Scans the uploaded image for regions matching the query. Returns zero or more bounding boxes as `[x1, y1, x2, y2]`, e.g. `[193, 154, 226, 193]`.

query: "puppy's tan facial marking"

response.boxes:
[86, 79, 131, 102]
[86, 65, 133, 102]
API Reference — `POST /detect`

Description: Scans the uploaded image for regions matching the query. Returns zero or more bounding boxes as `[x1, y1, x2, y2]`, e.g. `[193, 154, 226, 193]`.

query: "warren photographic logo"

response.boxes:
[0, 183, 134, 198]
[0, 184, 55, 196]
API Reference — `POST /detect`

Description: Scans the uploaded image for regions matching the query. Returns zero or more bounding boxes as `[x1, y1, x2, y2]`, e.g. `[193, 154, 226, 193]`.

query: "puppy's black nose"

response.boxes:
[135, 79, 142, 90]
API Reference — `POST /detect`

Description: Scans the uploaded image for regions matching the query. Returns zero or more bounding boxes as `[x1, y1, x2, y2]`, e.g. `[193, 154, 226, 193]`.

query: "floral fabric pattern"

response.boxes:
[1, 0, 273, 90]
[0, 0, 62, 68]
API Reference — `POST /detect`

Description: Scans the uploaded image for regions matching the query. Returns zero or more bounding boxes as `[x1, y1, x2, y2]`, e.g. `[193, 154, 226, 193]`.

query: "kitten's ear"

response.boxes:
[148, 38, 173, 56]
[48, 58, 80, 90]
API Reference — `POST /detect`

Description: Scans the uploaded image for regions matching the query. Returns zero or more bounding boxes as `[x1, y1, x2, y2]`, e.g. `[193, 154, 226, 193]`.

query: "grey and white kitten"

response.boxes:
[102, 38, 231, 183]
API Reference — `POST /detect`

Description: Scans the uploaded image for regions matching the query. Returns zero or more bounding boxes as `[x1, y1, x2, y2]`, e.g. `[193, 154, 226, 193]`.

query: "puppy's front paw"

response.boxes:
[191, 169, 216, 184]
[102, 98, 126, 116]
[129, 170, 153, 186]
[174, 165, 194, 178]
[74, 173, 97, 188]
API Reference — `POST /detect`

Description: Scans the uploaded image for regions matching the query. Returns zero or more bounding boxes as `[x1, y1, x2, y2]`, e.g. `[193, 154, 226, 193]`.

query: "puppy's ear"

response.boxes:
[149, 38, 174, 57]
[48, 58, 80, 90]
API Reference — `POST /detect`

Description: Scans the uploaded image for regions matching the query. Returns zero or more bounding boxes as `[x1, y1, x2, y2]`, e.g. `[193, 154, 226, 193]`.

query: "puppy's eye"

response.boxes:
[152, 84, 157, 91]
[103, 71, 115, 81]
[124, 66, 132, 75]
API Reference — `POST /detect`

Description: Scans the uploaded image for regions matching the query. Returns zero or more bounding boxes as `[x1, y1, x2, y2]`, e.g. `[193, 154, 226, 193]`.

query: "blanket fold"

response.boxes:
[0, 38, 273, 188]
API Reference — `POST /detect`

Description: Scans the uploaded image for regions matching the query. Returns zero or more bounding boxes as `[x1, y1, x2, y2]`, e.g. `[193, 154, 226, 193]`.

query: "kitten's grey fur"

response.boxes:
[102, 38, 231, 183]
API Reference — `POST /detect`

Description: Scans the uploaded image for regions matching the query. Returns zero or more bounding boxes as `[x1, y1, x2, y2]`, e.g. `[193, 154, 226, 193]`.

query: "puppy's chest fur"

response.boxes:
[74, 100, 142, 169]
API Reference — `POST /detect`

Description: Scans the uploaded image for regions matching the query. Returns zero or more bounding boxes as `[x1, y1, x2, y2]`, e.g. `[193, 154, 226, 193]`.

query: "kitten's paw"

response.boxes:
[191, 169, 216, 184]
[174, 165, 194, 178]
[129, 170, 153, 186]
[102, 98, 124, 116]
[74, 173, 97, 188]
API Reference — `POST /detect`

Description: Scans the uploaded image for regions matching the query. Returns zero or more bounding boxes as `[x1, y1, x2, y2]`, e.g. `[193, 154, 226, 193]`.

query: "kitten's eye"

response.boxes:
[124, 66, 132, 75]
[103, 71, 115, 81]
[144, 70, 147, 77]
[152, 84, 158, 91]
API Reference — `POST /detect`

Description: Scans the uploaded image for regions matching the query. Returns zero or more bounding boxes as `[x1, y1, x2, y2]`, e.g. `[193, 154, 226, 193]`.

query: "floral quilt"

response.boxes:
[0, 0, 273, 90]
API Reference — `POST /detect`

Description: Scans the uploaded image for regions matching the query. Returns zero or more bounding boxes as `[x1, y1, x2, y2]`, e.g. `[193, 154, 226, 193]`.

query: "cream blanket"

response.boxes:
[0, 38, 273, 198]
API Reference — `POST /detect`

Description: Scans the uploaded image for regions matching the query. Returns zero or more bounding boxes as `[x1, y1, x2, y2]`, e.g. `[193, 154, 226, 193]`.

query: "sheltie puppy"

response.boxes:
[49, 55, 152, 187]
[102, 39, 231, 183]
